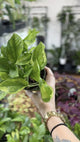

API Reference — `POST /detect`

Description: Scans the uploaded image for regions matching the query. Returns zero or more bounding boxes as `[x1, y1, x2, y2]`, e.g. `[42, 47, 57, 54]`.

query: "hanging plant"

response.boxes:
[31, 17, 40, 29]
[41, 16, 50, 25]
[57, 8, 75, 24]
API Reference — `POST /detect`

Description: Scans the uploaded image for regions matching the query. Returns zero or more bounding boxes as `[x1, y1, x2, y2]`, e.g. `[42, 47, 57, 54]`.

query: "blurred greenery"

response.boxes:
[46, 45, 61, 68]
[0, 101, 80, 141]
[57, 7, 80, 66]
[0, 104, 53, 142]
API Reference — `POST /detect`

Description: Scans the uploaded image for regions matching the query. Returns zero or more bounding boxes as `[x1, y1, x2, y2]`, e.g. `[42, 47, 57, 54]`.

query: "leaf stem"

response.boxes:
[27, 83, 39, 88]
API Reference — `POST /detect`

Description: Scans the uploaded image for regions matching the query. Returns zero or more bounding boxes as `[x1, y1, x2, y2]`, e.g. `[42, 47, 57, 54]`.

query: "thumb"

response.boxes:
[25, 90, 41, 103]
[25, 90, 33, 98]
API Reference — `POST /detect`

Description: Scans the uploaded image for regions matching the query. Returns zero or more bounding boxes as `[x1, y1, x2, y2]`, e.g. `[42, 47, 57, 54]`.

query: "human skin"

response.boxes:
[26, 67, 80, 142]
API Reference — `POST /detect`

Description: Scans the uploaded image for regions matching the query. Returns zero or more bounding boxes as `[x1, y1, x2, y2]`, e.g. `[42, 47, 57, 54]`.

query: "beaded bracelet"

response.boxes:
[44, 111, 65, 124]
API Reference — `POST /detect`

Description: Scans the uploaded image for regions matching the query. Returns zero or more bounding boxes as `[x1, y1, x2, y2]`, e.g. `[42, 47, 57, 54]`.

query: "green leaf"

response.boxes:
[30, 60, 40, 82]
[29, 124, 45, 142]
[0, 127, 6, 132]
[0, 118, 11, 125]
[20, 126, 30, 135]
[18, 66, 24, 78]
[15, 0, 21, 4]
[6, 0, 15, 7]
[32, 42, 47, 70]
[24, 62, 33, 77]
[12, 117, 24, 122]
[7, 134, 15, 142]
[24, 29, 39, 47]
[16, 53, 32, 65]
[0, 78, 28, 94]
[12, 115, 25, 122]
[23, 41, 28, 51]
[44, 135, 53, 142]
[12, 129, 19, 140]
[29, 133, 38, 142]
[0, 130, 5, 139]
[74, 123, 80, 138]
[7, 130, 19, 142]
[37, 124, 45, 140]
[0, 57, 9, 72]
[31, 117, 40, 128]
[0, 72, 8, 80]
[39, 79, 53, 102]
[6, 122, 16, 133]
[0, 90, 7, 100]
[29, 46, 36, 53]
[6, 33, 23, 63]
[9, 64, 19, 78]
[1, 46, 7, 58]
[34, 112, 42, 124]
[23, 135, 28, 142]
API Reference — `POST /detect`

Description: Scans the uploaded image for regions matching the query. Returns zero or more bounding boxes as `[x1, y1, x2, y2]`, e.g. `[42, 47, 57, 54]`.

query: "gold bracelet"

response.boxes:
[44, 111, 65, 124]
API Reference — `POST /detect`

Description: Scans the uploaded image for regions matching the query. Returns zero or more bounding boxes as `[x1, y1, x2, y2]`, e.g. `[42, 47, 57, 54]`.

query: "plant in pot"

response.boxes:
[0, 29, 53, 102]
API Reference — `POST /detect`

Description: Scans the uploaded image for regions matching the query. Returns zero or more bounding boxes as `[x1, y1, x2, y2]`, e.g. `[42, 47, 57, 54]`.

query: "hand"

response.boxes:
[25, 66, 56, 118]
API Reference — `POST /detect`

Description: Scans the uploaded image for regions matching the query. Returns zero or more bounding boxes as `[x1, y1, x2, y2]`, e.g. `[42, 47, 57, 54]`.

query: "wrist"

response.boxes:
[42, 108, 56, 118]
[47, 116, 63, 132]
[44, 111, 65, 131]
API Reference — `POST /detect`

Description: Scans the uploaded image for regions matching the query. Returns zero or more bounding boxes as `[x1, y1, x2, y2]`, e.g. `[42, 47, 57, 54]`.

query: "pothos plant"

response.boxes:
[0, 29, 53, 102]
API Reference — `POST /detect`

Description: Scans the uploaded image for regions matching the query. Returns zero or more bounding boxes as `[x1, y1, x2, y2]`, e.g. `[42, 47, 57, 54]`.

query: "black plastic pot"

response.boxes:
[0, 133, 7, 142]
[36, 35, 45, 45]
[25, 69, 47, 91]
[15, 20, 26, 30]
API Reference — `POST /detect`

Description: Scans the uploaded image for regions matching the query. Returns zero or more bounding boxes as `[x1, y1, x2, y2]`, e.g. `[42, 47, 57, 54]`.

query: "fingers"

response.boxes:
[45, 66, 55, 85]
[45, 66, 54, 76]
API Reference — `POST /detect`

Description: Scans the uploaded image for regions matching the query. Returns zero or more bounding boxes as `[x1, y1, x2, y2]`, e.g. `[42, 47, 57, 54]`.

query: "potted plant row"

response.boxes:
[57, 7, 80, 73]
[0, 5, 26, 36]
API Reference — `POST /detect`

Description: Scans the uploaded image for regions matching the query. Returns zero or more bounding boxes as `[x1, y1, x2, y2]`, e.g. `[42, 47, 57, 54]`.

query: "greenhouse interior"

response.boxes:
[0, 0, 80, 141]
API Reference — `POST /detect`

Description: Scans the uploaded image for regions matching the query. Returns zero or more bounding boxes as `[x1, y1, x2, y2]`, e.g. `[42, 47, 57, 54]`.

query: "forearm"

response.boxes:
[47, 116, 80, 142]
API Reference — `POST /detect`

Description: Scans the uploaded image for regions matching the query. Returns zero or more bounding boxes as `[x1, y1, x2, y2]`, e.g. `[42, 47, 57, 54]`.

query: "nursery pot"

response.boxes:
[59, 57, 67, 65]
[76, 65, 80, 73]
[36, 35, 45, 45]
[25, 69, 46, 91]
